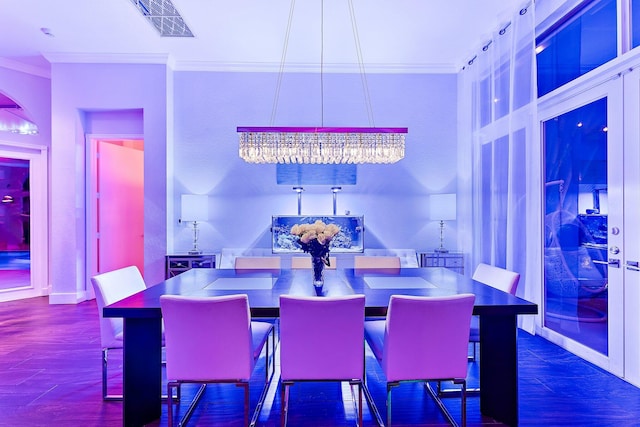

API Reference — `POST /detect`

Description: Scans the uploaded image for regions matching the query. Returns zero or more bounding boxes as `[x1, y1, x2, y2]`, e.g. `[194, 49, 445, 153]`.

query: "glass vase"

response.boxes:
[312, 255, 325, 288]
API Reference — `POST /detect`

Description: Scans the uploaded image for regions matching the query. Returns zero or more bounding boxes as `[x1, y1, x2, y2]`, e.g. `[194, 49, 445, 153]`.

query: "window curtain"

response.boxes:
[458, 2, 539, 332]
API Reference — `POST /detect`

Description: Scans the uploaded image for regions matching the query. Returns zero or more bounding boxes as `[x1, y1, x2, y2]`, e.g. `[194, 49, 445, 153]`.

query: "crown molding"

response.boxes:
[0, 57, 50, 78]
[172, 60, 458, 74]
[42, 52, 171, 65]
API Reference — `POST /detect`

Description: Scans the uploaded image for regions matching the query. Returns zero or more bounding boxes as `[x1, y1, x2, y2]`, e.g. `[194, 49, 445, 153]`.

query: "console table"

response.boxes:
[420, 251, 465, 274]
[165, 253, 216, 278]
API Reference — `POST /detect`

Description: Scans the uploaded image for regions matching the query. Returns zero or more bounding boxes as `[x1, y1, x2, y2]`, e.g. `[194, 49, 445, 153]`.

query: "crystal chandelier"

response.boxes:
[238, 126, 406, 164]
[237, 0, 407, 165]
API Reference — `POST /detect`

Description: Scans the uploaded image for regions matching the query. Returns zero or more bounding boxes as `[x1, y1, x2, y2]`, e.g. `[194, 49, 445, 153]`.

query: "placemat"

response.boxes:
[365, 276, 437, 289]
[205, 277, 274, 290]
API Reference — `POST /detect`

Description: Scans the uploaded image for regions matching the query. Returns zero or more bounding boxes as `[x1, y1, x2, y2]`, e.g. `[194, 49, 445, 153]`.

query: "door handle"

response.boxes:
[627, 261, 640, 272]
[609, 258, 621, 268]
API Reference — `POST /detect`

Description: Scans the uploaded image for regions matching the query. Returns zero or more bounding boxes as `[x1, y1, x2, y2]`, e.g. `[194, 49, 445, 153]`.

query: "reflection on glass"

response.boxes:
[0, 93, 38, 135]
[633, 0, 640, 48]
[0, 158, 31, 291]
[543, 98, 608, 355]
[536, 0, 617, 97]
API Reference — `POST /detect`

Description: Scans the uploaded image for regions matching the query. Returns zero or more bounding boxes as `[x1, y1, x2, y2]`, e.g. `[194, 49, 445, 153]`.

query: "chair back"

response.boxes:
[159, 294, 254, 381]
[234, 256, 281, 270]
[90, 266, 147, 348]
[472, 263, 520, 295]
[279, 294, 365, 381]
[382, 294, 475, 382]
[291, 256, 337, 270]
[354, 256, 401, 270]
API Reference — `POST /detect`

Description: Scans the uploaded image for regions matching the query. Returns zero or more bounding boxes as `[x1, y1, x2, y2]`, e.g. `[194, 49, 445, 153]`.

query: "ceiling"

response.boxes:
[0, 0, 521, 76]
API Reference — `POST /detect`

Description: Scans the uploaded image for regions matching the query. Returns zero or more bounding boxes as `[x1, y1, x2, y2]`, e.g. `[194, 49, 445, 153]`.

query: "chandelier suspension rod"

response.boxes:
[320, 0, 325, 126]
[348, 0, 375, 127]
[270, 0, 297, 126]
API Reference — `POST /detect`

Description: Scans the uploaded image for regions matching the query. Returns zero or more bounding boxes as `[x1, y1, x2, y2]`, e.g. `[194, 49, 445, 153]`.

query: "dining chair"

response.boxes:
[234, 256, 281, 270]
[291, 256, 337, 269]
[279, 294, 366, 426]
[160, 294, 275, 427]
[354, 255, 401, 270]
[364, 294, 476, 427]
[469, 263, 520, 358]
[90, 265, 149, 401]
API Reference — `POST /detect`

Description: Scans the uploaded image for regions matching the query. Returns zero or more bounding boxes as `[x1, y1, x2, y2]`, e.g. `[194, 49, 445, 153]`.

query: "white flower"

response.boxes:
[291, 220, 340, 247]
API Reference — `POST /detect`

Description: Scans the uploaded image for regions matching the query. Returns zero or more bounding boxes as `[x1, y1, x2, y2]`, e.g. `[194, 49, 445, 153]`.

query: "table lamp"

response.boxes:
[181, 194, 209, 254]
[429, 193, 456, 253]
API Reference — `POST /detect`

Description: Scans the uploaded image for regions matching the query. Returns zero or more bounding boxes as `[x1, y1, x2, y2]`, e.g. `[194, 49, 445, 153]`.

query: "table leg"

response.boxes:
[123, 317, 163, 426]
[479, 313, 518, 426]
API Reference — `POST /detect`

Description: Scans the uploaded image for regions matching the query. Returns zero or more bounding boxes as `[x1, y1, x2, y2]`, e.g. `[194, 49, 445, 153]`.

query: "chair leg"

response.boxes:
[281, 382, 291, 427]
[425, 379, 466, 427]
[266, 326, 275, 382]
[101, 348, 108, 400]
[172, 383, 206, 427]
[386, 382, 399, 427]
[358, 382, 363, 427]
[167, 381, 178, 427]
[102, 347, 123, 401]
[242, 383, 250, 427]
[460, 379, 467, 427]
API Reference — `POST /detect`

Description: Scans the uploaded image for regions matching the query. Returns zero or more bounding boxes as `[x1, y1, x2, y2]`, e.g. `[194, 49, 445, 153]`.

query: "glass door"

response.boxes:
[0, 157, 30, 290]
[540, 78, 624, 374]
[622, 67, 640, 386]
[0, 145, 47, 303]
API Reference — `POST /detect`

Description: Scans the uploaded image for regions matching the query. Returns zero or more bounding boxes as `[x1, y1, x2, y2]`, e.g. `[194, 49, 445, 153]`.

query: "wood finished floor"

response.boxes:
[2, 297, 640, 426]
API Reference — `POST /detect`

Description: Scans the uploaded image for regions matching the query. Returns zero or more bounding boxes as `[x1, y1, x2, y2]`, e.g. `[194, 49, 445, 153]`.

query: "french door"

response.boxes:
[622, 67, 640, 387]
[538, 70, 640, 384]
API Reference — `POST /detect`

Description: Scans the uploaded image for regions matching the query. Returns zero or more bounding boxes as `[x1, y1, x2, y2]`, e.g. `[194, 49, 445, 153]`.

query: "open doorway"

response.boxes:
[87, 136, 144, 288]
[0, 145, 48, 302]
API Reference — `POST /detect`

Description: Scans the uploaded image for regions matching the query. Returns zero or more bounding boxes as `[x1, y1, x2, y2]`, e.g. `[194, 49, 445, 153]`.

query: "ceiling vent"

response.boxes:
[129, 0, 194, 37]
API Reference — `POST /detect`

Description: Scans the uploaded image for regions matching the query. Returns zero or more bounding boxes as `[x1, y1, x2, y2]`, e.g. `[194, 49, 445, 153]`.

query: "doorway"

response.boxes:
[539, 77, 625, 378]
[0, 144, 48, 303]
[87, 137, 144, 287]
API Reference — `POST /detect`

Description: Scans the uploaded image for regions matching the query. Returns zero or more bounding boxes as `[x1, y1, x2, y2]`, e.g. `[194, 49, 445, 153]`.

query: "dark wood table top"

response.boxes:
[104, 267, 538, 319]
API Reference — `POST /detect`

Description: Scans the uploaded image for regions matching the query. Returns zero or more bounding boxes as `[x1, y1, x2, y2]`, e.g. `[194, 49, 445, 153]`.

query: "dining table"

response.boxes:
[103, 266, 538, 427]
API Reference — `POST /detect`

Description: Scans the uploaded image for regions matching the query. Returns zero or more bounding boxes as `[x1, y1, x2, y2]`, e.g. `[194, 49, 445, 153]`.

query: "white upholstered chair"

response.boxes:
[364, 294, 475, 426]
[234, 256, 281, 270]
[160, 294, 274, 427]
[354, 255, 401, 270]
[469, 263, 520, 358]
[218, 248, 274, 269]
[90, 265, 149, 400]
[279, 294, 366, 426]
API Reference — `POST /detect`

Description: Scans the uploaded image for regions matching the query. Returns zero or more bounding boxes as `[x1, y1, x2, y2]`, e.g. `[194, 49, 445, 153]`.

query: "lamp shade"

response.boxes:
[181, 194, 209, 222]
[429, 194, 457, 221]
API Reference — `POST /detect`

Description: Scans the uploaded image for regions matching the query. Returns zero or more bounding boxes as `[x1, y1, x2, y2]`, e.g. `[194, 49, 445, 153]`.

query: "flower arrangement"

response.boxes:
[290, 220, 340, 266]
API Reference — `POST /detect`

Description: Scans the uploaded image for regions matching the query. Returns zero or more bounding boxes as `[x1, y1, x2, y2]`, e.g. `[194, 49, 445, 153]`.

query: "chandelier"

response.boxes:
[238, 126, 406, 164]
[237, 0, 407, 165]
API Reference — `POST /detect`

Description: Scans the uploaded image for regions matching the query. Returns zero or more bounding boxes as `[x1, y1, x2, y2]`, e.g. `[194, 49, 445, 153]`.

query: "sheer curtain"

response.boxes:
[458, 2, 539, 332]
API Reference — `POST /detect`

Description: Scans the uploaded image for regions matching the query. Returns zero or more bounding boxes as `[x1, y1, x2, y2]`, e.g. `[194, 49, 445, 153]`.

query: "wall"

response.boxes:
[49, 62, 168, 303]
[0, 64, 51, 148]
[2, 62, 459, 300]
[171, 71, 458, 254]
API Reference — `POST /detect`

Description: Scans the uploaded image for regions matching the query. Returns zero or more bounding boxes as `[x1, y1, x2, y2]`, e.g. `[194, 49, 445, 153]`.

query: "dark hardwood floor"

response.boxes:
[2, 296, 640, 426]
